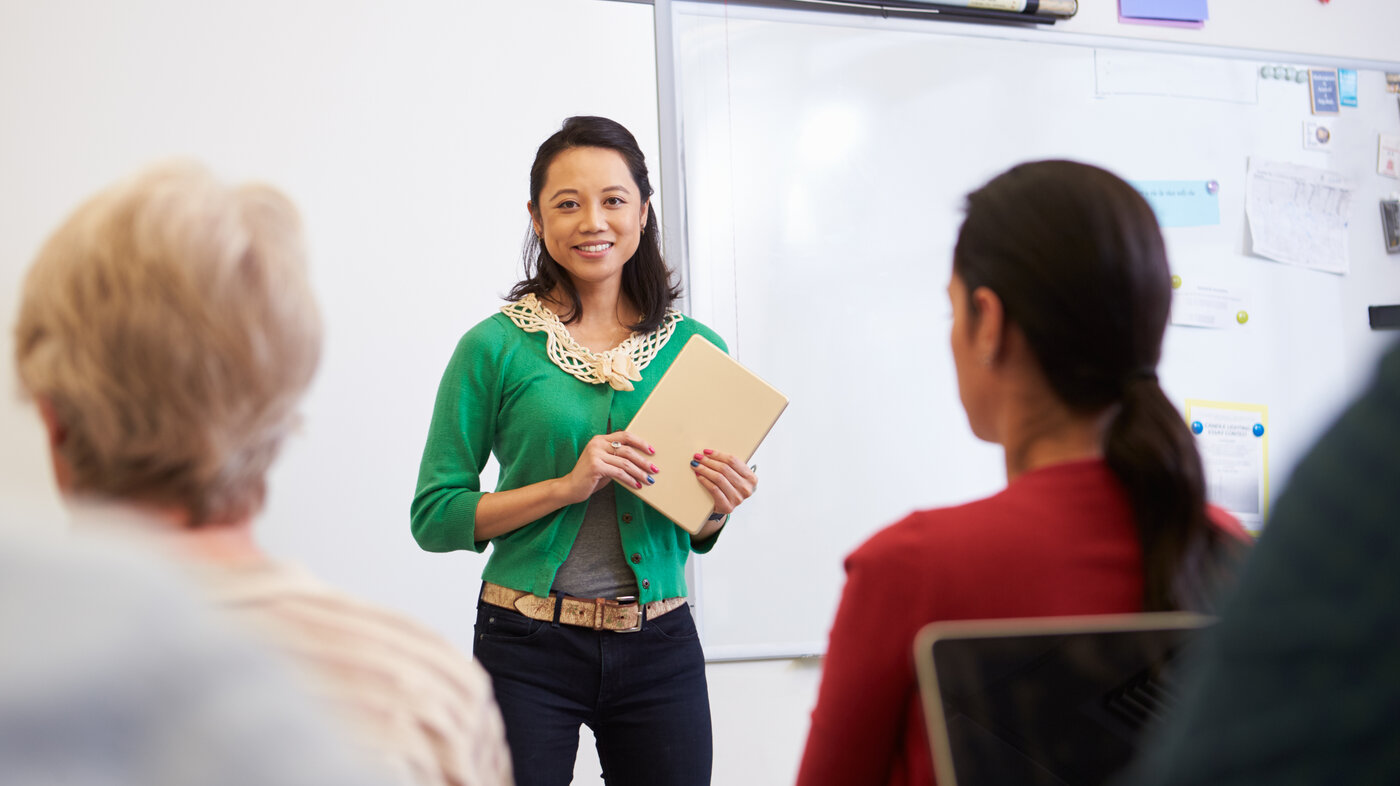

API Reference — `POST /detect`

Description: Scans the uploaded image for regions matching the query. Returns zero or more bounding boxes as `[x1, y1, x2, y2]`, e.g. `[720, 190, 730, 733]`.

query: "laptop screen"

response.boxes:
[914, 613, 1211, 786]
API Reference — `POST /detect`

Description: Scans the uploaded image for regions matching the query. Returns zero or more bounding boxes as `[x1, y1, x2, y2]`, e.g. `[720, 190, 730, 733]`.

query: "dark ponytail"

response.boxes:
[955, 160, 1238, 612]
[1105, 376, 1227, 611]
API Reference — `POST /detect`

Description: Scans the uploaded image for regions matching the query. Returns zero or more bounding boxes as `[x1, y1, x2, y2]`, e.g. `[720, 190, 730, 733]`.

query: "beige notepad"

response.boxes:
[622, 334, 788, 534]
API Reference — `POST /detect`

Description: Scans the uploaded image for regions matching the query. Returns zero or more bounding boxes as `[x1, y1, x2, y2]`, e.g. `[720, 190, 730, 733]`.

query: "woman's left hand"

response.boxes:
[690, 449, 757, 518]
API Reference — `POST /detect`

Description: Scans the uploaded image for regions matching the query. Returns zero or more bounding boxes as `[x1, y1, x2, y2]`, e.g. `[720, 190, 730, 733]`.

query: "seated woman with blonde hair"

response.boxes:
[796, 160, 1251, 786]
[13, 162, 513, 786]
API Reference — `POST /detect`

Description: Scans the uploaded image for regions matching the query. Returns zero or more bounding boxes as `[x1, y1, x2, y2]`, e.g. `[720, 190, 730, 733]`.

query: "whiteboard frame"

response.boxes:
[654, 0, 1400, 662]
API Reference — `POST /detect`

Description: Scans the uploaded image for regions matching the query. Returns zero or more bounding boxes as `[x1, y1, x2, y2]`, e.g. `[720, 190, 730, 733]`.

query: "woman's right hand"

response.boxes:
[560, 431, 658, 504]
[473, 431, 658, 540]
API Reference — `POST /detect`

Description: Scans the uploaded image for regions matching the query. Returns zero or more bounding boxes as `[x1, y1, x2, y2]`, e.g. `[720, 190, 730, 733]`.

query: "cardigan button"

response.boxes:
[642, 579, 650, 590]
[630, 553, 642, 564]
[622, 513, 633, 523]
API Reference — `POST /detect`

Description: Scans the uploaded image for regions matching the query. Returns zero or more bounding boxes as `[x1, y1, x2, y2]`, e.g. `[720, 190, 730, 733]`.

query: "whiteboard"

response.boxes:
[668, 2, 1400, 660]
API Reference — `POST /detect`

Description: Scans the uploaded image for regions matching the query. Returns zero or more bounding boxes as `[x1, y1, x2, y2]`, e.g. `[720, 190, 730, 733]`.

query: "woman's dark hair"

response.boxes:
[953, 160, 1237, 612]
[509, 115, 680, 332]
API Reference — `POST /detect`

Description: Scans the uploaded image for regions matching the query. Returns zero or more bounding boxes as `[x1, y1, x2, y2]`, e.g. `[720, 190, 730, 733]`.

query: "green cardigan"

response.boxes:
[411, 309, 728, 604]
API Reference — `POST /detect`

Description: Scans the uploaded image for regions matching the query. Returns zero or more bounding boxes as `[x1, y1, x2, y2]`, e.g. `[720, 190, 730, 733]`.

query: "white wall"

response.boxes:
[0, 1, 659, 783]
[2, 2, 1397, 785]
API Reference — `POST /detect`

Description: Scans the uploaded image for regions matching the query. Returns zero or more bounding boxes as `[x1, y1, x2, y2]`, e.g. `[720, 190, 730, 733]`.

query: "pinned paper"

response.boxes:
[1309, 69, 1340, 114]
[1131, 180, 1221, 227]
[1184, 400, 1270, 533]
[1379, 134, 1400, 179]
[1246, 158, 1352, 275]
[1303, 120, 1333, 151]
[1170, 278, 1251, 329]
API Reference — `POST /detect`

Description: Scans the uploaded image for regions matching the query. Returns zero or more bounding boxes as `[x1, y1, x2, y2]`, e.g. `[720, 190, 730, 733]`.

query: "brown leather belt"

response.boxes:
[480, 582, 687, 633]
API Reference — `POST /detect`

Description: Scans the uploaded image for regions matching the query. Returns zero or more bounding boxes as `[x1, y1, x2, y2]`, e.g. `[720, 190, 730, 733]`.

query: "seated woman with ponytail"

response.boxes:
[795, 160, 1251, 786]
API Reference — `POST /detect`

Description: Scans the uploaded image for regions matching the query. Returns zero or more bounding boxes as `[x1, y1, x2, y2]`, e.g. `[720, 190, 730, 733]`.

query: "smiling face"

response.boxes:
[530, 146, 649, 292]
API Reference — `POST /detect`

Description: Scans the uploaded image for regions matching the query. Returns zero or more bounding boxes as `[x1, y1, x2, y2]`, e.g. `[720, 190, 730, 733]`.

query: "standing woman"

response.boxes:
[412, 116, 755, 786]
[796, 160, 1251, 786]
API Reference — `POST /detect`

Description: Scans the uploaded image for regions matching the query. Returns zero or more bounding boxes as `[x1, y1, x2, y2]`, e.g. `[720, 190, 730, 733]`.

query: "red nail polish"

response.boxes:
[635, 481, 643, 489]
[703, 449, 714, 455]
[651, 464, 659, 473]
[693, 453, 704, 461]
[648, 446, 655, 454]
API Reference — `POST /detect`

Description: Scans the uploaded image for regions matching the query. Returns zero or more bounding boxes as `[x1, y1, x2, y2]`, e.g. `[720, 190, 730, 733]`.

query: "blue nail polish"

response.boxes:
[689, 460, 700, 468]
[646, 475, 655, 484]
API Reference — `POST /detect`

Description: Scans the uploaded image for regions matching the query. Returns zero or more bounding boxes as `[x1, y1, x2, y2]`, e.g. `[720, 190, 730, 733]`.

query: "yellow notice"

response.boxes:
[1184, 400, 1270, 534]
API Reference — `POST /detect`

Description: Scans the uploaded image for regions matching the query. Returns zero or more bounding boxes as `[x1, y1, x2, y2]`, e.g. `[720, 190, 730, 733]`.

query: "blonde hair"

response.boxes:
[14, 162, 322, 525]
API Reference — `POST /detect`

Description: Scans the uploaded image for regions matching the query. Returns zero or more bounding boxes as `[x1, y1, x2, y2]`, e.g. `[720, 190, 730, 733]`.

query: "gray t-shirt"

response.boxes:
[551, 485, 640, 599]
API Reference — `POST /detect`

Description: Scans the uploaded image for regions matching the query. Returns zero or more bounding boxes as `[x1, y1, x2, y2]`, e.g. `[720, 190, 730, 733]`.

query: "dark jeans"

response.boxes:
[473, 596, 713, 786]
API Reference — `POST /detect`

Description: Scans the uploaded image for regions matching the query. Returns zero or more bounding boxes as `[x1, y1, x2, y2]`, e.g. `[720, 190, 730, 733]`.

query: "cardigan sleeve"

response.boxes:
[410, 320, 505, 554]
[796, 524, 926, 786]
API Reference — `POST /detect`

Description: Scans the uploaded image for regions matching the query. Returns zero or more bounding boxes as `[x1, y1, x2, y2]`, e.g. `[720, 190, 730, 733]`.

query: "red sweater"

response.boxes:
[795, 459, 1245, 786]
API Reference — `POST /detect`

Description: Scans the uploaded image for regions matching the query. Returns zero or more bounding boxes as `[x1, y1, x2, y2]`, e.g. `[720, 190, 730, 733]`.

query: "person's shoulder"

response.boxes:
[441, 310, 528, 378]
[849, 500, 995, 569]
[838, 503, 1007, 609]
[4, 529, 217, 651]
[233, 563, 439, 645]
[0, 536, 394, 786]
[674, 312, 729, 354]
[456, 310, 515, 351]
[221, 563, 491, 695]
[1205, 504, 1252, 544]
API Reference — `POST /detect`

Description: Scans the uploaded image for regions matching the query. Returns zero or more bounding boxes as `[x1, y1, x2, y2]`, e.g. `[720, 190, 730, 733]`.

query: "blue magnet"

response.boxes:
[1253, 423, 1265, 437]
[1205, 180, 1219, 194]
[1191, 420, 1204, 435]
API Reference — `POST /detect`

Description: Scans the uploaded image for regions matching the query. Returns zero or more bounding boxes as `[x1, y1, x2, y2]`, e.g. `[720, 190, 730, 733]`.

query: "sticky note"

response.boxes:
[1131, 180, 1221, 227]
[1119, 0, 1208, 22]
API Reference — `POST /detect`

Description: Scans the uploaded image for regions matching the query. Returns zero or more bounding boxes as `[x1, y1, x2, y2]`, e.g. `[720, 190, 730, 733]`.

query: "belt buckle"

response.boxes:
[610, 595, 643, 633]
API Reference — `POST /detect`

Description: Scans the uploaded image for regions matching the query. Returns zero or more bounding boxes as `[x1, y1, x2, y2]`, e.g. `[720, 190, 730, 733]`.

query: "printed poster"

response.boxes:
[1185, 400, 1269, 533]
